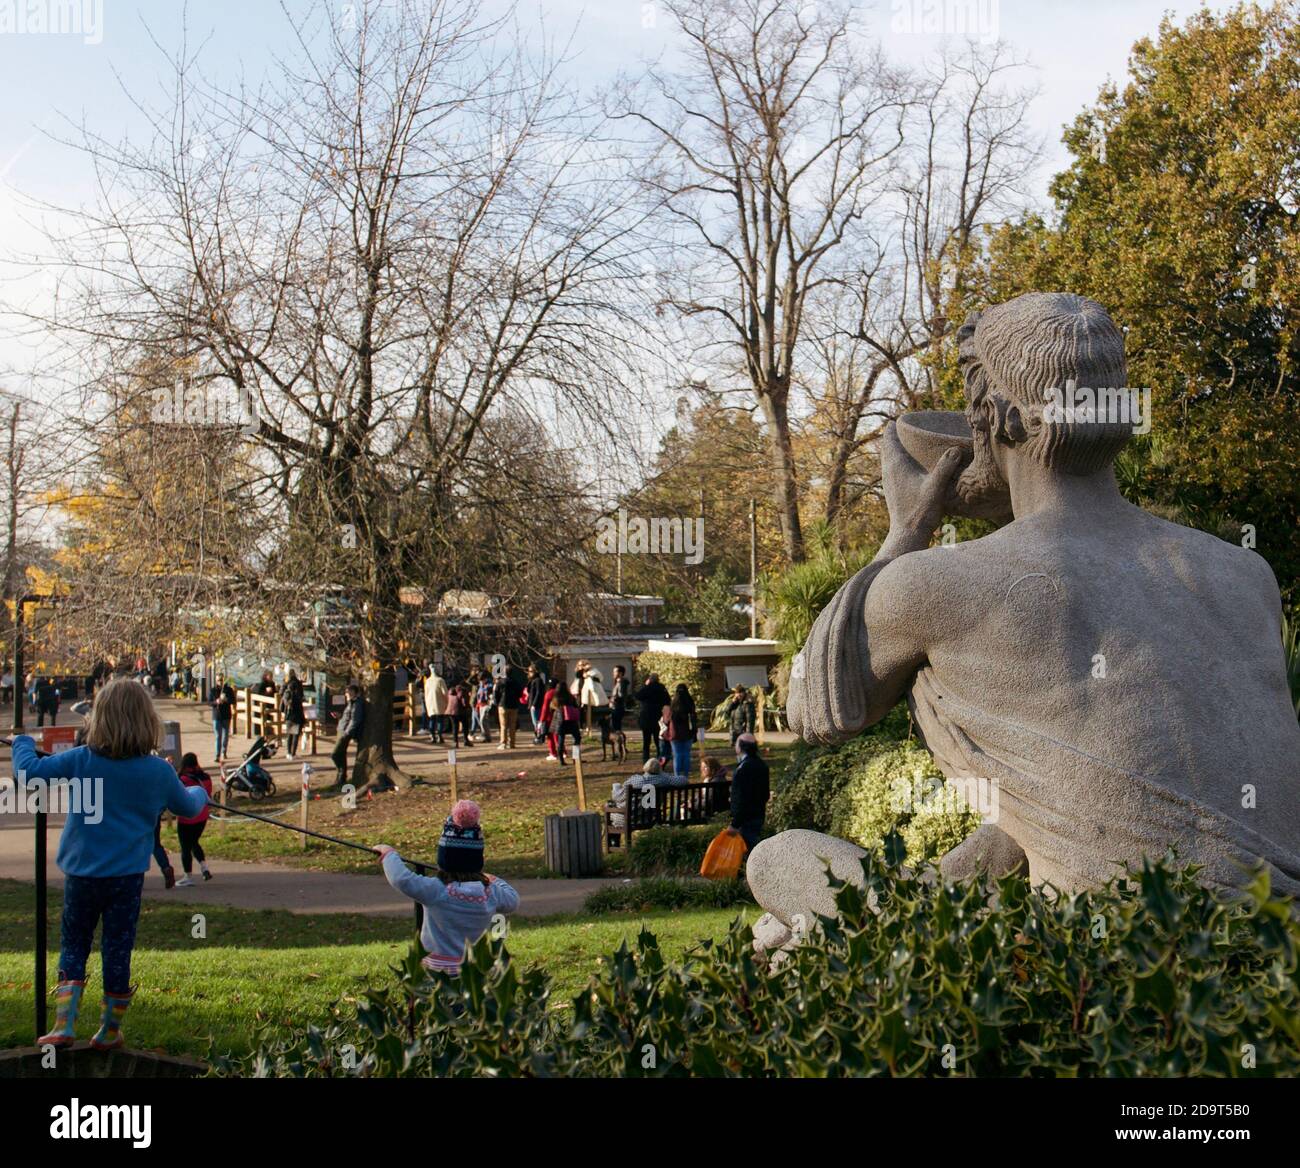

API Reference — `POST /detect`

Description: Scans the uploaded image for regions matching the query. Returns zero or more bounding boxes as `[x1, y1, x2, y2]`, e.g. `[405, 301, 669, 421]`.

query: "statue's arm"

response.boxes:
[787, 429, 964, 746]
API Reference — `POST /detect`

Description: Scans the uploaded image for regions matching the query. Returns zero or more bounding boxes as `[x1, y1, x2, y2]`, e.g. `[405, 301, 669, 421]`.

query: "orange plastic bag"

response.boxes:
[699, 828, 747, 880]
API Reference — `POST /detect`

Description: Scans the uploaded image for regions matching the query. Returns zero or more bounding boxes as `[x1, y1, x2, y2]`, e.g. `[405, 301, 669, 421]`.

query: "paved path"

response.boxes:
[0, 810, 622, 918]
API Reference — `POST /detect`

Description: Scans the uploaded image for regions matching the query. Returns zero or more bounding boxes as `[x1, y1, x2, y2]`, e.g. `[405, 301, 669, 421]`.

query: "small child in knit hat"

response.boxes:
[375, 800, 519, 975]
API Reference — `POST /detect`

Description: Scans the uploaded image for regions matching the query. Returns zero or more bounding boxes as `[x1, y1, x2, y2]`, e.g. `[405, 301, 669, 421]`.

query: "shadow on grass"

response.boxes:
[0, 878, 414, 953]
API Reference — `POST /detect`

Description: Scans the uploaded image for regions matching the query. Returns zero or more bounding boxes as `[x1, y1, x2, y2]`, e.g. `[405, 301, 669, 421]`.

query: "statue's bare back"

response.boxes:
[774, 293, 1300, 916]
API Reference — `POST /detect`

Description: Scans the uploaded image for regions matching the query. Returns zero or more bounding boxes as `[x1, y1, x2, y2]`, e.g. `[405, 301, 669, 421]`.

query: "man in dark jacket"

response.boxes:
[35, 676, 59, 727]
[211, 675, 236, 762]
[494, 669, 524, 750]
[332, 683, 367, 786]
[633, 673, 671, 762]
[724, 685, 757, 746]
[728, 733, 770, 851]
[609, 665, 630, 734]
[525, 666, 547, 742]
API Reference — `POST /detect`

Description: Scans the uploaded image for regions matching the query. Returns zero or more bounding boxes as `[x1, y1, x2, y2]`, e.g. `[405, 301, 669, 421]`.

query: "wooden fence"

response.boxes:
[232, 685, 422, 746]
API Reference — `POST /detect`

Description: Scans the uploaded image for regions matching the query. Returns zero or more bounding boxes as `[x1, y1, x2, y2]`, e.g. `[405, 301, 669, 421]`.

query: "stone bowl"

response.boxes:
[895, 409, 973, 470]
[895, 409, 1014, 523]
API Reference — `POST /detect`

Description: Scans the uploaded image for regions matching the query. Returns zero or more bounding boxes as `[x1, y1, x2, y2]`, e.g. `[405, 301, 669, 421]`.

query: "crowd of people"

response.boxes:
[8, 656, 772, 1052]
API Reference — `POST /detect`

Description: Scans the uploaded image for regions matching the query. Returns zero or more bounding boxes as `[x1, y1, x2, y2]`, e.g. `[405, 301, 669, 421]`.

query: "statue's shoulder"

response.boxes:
[871, 539, 1006, 627]
[1136, 508, 1282, 606]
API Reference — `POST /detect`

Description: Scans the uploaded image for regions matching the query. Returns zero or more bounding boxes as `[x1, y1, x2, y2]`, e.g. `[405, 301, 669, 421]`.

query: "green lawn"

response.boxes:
[0, 879, 756, 1060]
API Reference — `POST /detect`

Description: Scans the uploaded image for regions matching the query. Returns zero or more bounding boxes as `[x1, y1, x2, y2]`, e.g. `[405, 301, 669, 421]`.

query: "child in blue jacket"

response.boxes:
[13, 679, 208, 1049]
[376, 800, 519, 974]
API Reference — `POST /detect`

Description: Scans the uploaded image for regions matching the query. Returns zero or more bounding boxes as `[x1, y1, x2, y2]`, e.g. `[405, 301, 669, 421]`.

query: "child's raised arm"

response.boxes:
[484, 873, 520, 915]
[165, 771, 209, 818]
[10, 735, 79, 783]
[376, 846, 448, 906]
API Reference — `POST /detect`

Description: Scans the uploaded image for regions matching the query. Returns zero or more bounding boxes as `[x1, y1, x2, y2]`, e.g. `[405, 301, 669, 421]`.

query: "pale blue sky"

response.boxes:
[0, 0, 1245, 388]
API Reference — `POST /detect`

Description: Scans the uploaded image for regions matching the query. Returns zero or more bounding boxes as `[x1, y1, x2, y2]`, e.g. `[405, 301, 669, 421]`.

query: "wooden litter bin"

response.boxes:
[543, 810, 603, 877]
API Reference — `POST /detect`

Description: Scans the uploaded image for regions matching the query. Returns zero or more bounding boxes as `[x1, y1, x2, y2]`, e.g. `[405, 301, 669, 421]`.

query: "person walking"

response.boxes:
[280, 670, 306, 760]
[609, 665, 630, 736]
[151, 813, 176, 889]
[174, 753, 214, 885]
[526, 665, 546, 742]
[539, 677, 566, 763]
[558, 680, 581, 765]
[474, 674, 493, 742]
[445, 683, 464, 747]
[668, 684, 698, 778]
[210, 675, 236, 763]
[331, 683, 366, 787]
[424, 664, 448, 743]
[727, 733, 770, 851]
[724, 684, 757, 747]
[495, 669, 523, 750]
[35, 676, 59, 726]
[14, 679, 208, 1049]
[634, 673, 670, 763]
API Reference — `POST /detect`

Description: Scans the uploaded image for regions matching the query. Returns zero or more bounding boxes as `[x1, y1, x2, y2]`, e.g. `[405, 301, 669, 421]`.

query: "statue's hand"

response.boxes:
[880, 422, 964, 555]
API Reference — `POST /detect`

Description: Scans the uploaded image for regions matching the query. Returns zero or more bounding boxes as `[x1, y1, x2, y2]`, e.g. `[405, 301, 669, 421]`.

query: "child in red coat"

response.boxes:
[174, 753, 213, 886]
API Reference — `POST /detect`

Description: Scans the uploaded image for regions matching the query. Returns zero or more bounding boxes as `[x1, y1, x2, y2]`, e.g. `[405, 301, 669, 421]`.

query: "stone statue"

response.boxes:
[751, 292, 1300, 955]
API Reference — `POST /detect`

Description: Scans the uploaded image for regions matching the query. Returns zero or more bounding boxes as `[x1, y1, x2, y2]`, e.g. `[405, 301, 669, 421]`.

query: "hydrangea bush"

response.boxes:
[830, 741, 981, 861]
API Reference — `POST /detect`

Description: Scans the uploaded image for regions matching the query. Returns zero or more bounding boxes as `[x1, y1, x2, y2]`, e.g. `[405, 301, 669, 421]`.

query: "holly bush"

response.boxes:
[214, 849, 1300, 1077]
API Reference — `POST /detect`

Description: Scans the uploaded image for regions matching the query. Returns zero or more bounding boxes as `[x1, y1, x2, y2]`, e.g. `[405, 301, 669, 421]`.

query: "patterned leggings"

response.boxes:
[59, 873, 145, 995]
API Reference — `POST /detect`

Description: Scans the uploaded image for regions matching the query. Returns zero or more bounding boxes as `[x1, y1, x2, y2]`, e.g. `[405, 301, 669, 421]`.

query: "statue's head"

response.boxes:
[955, 292, 1130, 507]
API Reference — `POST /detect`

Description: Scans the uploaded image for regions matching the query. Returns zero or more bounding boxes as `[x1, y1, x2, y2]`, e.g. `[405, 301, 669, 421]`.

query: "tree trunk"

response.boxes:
[758, 389, 804, 563]
[353, 668, 416, 793]
[824, 451, 847, 533]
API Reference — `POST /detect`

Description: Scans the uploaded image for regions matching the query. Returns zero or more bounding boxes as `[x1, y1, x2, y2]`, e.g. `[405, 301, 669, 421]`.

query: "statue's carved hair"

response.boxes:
[962, 292, 1132, 474]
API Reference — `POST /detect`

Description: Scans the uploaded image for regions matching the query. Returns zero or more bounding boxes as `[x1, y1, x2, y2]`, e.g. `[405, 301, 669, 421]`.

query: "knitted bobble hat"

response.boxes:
[438, 799, 485, 874]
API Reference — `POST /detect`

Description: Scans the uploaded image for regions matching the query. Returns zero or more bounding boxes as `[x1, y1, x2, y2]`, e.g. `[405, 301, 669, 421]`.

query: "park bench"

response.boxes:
[604, 778, 731, 852]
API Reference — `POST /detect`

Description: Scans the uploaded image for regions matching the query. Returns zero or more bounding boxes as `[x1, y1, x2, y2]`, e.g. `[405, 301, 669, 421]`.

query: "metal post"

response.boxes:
[749, 499, 758, 637]
[410, 862, 426, 933]
[300, 762, 312, 851]
[35, 803, 46, 1039]
[11, 595, 26, 733]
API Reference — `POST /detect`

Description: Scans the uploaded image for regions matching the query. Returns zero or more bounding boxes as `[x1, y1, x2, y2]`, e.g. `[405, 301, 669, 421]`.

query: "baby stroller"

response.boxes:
[223, 736, 278, 799]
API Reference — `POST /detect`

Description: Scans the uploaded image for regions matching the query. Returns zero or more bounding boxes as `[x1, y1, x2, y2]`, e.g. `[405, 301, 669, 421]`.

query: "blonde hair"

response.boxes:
[84, 678, 163, 760]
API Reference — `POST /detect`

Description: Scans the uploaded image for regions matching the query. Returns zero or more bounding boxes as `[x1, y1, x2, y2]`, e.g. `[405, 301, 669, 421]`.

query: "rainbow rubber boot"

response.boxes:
[90, 987, 136, 1051]
[38, 979, 86, 1047]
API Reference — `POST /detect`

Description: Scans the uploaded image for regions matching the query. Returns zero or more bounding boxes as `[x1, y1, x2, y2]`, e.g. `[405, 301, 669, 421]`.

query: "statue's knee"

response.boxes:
[938, 825, 1028, 882]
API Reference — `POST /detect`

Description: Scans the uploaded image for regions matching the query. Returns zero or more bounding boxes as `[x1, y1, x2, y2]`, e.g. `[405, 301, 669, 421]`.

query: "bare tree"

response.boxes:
[621, 0, 909, 562]
[812, 40, 1041, 531]
[0, 388, 62, 700]
[30, 0, 643, 787]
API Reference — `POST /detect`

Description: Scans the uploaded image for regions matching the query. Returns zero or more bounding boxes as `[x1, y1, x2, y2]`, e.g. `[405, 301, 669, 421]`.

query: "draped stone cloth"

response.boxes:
[907, 666, 1300, 900]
